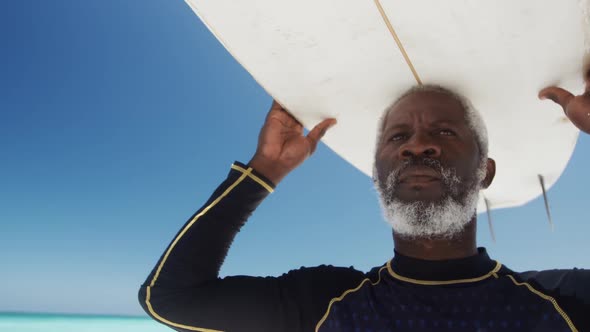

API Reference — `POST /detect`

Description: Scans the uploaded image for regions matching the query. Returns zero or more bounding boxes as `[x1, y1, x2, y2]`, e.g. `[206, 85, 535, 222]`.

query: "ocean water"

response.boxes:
[0, 313, 171, 332]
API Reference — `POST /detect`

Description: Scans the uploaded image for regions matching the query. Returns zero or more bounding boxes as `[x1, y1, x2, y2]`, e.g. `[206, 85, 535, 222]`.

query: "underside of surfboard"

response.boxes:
[185, 0, 590, 212]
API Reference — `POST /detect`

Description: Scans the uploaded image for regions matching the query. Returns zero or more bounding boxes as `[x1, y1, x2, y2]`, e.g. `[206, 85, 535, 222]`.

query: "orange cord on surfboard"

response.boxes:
[373, 0, 423, 85]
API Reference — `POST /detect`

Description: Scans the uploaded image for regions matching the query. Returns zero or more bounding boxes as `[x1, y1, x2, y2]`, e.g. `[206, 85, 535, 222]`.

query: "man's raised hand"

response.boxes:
[248, 100, 337, 185]
[539, 68, 590, 134]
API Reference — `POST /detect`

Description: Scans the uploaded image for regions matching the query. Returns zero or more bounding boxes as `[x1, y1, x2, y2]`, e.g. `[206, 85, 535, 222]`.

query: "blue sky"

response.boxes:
[1, 1, 589, 317]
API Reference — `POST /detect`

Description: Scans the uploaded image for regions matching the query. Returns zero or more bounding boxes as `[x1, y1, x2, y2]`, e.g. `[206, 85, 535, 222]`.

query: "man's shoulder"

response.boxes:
[272, 263, 386, 326]
[499, 264, 588, 292]
[502, 268, 588, 307]
[276, 262, 388, 291]
[279, 262, 383, 281]
[508, 267, 590, 330]
[512, 267, 589, 291]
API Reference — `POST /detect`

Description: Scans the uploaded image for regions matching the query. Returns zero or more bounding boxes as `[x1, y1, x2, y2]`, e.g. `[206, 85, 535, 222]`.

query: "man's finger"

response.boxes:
[538, 87, 575, 111]
[267, 100, 303, 128]
[306, 118, 337, 154]
[270, 100, 282, 110]
[268, 100, 288, 116]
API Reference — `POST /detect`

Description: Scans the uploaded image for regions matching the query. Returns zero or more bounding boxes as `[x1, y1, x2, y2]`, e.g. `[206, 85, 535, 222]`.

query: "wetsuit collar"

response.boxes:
[388, 247, 499, 282]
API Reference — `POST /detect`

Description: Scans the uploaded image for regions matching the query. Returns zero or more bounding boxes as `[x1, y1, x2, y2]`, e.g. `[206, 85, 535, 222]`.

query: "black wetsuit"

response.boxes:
[138, 161, 590, 332]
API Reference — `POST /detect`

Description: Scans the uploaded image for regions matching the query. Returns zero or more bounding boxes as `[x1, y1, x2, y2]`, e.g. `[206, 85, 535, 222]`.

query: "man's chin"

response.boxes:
[384, 197, 472, 239]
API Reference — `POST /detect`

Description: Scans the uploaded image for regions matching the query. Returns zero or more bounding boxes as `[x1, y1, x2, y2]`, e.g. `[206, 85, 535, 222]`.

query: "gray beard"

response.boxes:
[374, 160, 486, 239]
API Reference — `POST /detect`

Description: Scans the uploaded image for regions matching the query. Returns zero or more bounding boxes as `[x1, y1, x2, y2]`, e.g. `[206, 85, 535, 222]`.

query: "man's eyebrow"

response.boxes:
[382, 121, 464, 139]
[383, 124, 410, 134]
[431, 120, 460, 127]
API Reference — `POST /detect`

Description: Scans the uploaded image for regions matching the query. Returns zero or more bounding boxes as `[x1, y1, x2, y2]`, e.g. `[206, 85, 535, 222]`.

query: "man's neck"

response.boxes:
[393, 218, 478, 261]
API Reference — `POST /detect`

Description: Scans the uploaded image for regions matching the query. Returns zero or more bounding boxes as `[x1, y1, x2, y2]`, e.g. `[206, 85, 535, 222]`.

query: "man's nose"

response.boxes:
[399, 133, 441, 158]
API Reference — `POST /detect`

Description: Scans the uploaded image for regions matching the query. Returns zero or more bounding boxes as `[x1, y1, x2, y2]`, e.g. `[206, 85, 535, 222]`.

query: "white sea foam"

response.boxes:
[0, 313, 169, 332]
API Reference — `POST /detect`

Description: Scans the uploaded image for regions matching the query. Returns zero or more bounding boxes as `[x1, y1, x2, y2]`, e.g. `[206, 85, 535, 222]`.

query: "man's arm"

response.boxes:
[138, 162, 364, 332]
[138, 101, 352, 332]
[139, 161, 273, 290]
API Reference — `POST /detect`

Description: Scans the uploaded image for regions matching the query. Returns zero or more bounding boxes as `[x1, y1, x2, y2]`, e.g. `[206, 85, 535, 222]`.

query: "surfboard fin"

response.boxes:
[538, 175, 554, 231]
[484, 197, 496, 243]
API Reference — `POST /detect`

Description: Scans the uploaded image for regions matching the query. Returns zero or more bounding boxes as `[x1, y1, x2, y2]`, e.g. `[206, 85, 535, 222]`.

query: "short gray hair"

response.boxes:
[375, 84, 489, 162]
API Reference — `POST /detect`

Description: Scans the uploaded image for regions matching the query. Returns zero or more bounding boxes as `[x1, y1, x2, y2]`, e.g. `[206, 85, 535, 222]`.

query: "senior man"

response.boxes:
[139, 76, 590, 332]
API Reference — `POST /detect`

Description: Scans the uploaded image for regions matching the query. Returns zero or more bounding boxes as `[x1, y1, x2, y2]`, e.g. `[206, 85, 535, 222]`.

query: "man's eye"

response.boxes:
[439, 129, 455, 136]
[389, 134, 407, 142]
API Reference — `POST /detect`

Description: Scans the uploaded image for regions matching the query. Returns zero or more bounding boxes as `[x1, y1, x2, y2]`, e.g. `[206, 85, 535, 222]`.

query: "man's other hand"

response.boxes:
[248, 100, 337, 185]
[539, 68, 590, 134]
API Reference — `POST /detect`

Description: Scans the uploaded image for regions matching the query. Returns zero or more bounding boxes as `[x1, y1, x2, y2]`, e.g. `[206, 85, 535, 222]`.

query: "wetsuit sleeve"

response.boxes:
[517, 268, 590, 331]
[138, 161, 366, 332]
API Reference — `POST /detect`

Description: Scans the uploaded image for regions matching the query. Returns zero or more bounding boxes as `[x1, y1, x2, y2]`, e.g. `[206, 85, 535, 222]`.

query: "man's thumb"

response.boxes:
[538, 87, 575, 111]
[306, 119, 337, 154]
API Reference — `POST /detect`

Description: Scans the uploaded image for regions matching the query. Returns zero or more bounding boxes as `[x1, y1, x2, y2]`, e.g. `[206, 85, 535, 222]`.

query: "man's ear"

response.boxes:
[481, 158, 496, 189]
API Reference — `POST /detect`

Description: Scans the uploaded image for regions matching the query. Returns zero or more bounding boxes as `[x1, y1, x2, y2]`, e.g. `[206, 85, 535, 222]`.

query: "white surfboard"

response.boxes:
[185, 0, 590, 212]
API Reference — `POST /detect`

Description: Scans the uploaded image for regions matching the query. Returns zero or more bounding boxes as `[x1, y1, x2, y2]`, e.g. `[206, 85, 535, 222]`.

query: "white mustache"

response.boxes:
[384, 158, 462, 202]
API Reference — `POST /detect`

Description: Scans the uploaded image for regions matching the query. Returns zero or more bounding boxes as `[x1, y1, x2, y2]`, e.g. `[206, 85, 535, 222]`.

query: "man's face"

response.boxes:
[375, 91, 482, 201]
[374, 90, 488, 238]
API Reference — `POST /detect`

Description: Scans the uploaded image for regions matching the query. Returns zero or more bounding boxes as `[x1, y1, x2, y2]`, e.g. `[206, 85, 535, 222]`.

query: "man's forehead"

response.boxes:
[385, 91, 467, 126]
